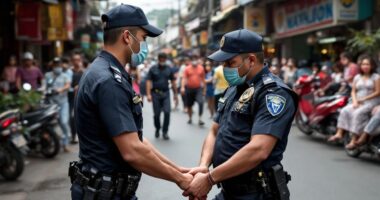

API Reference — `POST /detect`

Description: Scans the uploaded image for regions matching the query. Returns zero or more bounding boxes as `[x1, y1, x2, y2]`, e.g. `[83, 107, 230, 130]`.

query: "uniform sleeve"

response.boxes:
[146, 67, 153, 81]
[251, 88, 296, 139]
[97, 79, 138, 137]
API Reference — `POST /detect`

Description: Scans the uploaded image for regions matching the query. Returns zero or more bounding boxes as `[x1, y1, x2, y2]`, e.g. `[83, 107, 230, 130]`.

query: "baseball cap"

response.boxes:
[23, 52, 34, 60]
[101, 4, 163, 37]
[208, 29, 263, 62]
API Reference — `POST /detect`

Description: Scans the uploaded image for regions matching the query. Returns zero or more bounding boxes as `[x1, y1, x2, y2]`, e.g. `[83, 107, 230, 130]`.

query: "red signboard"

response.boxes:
[16, 2, 41, 40]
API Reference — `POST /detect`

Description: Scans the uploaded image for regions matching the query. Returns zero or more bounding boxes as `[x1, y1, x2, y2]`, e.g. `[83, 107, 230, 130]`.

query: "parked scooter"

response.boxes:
[294, 74, 349, 137]
[21, 83, 61, 158]
[0, 109, 27, 180]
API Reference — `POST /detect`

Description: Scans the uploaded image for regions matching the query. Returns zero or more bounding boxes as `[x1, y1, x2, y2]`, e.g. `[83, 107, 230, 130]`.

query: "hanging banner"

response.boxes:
[244, 6, 266, 35]
[200, 31, 208, 45]
[65, 1, 74, 40]
[16, 2, 42, 40]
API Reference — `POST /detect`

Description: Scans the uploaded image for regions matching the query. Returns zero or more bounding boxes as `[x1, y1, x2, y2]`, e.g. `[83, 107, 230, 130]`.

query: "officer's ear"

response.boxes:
[122, 30, 132, 45]
[247, 53, 257, 65]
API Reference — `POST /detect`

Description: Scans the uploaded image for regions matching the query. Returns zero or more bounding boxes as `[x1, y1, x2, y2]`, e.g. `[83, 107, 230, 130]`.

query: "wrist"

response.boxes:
[207, 171, 216, 186]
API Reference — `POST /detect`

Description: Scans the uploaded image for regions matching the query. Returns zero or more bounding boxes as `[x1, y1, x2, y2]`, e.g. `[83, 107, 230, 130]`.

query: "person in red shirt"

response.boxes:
[340, 52, 359, 86]
[181, 56, 206, 125]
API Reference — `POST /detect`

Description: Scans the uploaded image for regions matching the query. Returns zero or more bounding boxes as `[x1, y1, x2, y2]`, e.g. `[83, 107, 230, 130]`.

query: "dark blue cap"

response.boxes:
[101, 4, 163, 37]
[208, 29, 263, 62]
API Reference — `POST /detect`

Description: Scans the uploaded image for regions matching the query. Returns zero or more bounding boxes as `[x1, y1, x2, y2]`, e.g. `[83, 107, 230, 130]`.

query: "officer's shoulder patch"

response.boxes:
[265, 94, 286, 116]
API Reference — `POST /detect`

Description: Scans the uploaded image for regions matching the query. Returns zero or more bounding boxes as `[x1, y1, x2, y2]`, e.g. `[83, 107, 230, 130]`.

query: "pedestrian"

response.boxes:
[69, 4, 192, 200]
[205, 61, 215, 118]
[146, 53, 178, 140]
[45, 57, 71, 152]
[183, 29, 297, 200]
[129, 65, 141, 94]
[340, 52, 359, 86]
[138, 60, 150, 102]
[69, 52, 84, 144]
[62, 57, 73, 83]
[171, 58, 181, 110]
[178, 57, 189, 112]
[2, 55, 19, 93]
[16, 52, 44, 90]
[283, 58, 298, 88]
[213, 62, 229, 111]
[181, 56, 206, 126]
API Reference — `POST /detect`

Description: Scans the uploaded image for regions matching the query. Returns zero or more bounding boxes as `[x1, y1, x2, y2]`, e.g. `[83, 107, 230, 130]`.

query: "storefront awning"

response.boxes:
[211, 5, 239, 25]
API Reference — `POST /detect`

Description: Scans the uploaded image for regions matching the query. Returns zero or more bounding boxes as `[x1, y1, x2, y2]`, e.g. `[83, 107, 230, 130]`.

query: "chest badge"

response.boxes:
[266, 94, 286, 116]
[235, 87, 255, 111]
[239, 87, 255, 103]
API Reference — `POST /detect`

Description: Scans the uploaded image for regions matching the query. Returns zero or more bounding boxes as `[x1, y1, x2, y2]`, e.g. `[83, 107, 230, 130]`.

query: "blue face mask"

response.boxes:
[128, 33, 148, 67]
[223, 60, 251, 86]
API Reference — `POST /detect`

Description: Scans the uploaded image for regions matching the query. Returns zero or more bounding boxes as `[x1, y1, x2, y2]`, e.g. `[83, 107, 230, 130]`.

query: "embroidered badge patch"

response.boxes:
[266, 94, 286, 116]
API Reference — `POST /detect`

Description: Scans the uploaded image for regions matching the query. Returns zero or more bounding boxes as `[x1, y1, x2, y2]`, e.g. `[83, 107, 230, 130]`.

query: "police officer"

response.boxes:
[183, 29, 297, 200]
[69, 4, 192, 200]
[146, 53, 178, 140]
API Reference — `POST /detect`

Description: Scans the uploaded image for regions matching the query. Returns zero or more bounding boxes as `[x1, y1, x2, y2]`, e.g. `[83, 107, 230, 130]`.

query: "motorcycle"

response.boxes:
[344, 133, 380, 158]
[0, 109, 27, 180]
[294, 74, 349, 137]
[21, 83, 61, 158]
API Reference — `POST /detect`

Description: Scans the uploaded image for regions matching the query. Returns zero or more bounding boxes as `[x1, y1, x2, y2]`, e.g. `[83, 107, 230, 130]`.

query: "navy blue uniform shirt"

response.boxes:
[212, 66, 296, 184]
[146, 64, 175, 91]
[75, 50, 143, 174]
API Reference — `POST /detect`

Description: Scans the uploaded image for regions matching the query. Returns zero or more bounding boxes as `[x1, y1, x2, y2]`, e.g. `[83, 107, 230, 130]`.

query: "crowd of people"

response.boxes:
[269, 52, 380, 149]
[1, 51, 87, 152]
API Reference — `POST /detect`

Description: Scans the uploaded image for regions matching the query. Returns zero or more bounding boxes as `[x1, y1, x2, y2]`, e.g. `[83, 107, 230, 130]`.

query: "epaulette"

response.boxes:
[110, 65, 122, 83]
[262, 75, 275, 85]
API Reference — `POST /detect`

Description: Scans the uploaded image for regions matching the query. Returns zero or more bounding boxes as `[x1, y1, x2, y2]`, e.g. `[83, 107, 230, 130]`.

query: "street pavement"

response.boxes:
[1, 100, 380, 200]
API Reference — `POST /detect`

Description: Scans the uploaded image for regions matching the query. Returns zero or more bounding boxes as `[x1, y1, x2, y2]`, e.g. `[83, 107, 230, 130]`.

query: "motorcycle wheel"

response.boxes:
[344, 134, 362, 158]
[40, 127, 60, 158]
[295, 112, 313, 135]
[0, 143, 24, 181]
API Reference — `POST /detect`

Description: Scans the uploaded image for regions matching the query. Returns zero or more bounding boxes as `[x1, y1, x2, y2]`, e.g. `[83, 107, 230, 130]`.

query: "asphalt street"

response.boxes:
[1, 100, 380, 200]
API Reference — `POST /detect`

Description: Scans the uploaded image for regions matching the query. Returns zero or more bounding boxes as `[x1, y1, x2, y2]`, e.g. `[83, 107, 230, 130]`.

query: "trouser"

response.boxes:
[213, 191, 266, 200]
[185, 87, 204, 116]
[71, 183, 138, 200]
[68, 92, 76, 141]
[152, 90, 171, 133]
[58, 101, 71, 146]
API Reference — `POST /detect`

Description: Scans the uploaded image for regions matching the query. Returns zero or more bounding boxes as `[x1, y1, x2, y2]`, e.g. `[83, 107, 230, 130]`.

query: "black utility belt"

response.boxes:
[152, 89, 169, 94]
[68, 161, 141, 200]
[219, 164, 291, 200]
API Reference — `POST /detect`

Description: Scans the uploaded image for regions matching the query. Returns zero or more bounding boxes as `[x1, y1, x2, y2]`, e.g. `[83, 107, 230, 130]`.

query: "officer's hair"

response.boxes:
[103, 27, 138, 45]
[243, 52, 264, 64]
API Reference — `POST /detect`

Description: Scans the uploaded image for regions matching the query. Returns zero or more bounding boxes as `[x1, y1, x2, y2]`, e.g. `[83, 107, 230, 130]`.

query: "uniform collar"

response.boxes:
[247, 63, 270, 86]
[99, 50, 130, 79]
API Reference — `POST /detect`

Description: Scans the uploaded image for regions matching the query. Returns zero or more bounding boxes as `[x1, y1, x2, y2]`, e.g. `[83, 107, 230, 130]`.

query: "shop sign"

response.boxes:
[335, 0, 358, 21]
[221, 0, 236, 11]
[244, 6, 266, 35]
[65, 1, 74, 40]
[47, 3, 66, 41]
[185, 18, 200, 32]
[274, 0, 334, 38]
[16, 2, 42, 40]
[200, 31, 208, 45]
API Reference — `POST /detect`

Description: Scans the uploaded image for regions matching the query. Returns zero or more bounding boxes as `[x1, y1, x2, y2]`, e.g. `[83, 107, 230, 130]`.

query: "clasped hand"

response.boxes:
[180, 166, 212, 200]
